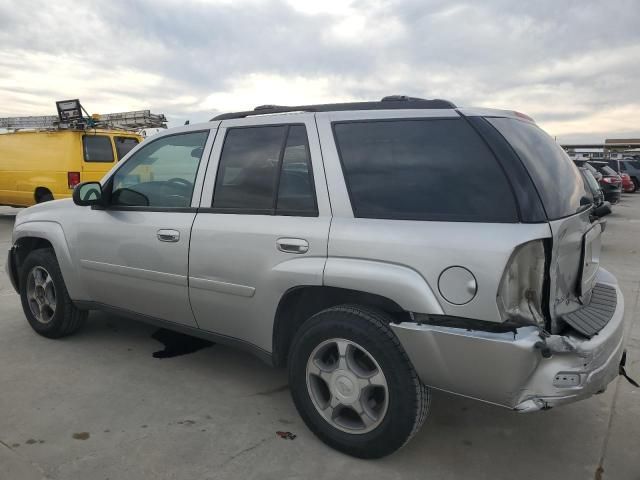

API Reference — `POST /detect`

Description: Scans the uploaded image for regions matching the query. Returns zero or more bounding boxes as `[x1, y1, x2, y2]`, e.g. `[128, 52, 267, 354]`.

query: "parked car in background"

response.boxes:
[579, 167, 609, 232]
[0, 129, 141, 207]
[579, 167, 604, 206]
[607, 158, 640, 192]
[620, 173, 635, 193]
[590, 162, 622, 204]
[574, 160, 603, 182]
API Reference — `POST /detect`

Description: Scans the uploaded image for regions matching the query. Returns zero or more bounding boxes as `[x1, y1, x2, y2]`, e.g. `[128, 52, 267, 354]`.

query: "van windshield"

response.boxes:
[115, 137, 139, 160]
[487, 118, 587, 220]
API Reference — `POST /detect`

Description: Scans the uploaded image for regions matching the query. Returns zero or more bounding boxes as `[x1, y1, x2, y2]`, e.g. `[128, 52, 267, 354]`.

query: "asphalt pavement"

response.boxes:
[0, 199, 638, 480]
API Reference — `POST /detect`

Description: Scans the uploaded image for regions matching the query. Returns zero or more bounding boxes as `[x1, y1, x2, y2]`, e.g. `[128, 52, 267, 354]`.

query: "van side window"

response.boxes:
[115, 137, 140, 160]
[83, 135, 114, 162]
[212, 125, 317, 216]
[111, 131, 209, 208]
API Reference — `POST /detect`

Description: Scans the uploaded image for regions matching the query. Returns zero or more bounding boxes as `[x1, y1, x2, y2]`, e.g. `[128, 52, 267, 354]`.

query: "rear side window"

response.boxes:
[488, 118, 586, 220]
[115, 137, 139, 160]
[83, 135, 114, 162]
[333, 118, 518, 222]
[212, 125, 317, 216]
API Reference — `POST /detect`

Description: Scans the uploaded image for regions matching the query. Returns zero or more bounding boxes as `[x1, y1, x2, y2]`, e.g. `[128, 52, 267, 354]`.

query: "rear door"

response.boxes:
[486, 117, 599, 326]
[188, 114, 331, 353]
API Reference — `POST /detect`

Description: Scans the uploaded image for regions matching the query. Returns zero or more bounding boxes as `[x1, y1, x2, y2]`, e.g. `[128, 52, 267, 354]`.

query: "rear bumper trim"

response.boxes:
[562, 283, 617, 338]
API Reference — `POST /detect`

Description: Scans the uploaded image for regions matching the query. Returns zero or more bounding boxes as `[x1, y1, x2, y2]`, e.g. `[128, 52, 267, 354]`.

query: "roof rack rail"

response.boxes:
[211, 96, 456, 121]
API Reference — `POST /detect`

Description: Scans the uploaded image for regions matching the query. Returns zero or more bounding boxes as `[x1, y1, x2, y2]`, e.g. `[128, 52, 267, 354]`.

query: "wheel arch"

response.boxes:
[34, 187, 53, 203]
[272, 285, 411, 367]
[12, 222, 84, 299]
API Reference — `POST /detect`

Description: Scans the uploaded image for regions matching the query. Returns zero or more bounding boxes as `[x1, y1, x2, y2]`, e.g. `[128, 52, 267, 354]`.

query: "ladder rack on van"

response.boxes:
[0, 100, 167, 133]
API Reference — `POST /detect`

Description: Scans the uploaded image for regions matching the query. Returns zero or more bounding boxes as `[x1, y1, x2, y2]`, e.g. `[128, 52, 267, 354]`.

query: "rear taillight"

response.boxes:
[497, 240, 546, 327]
[68, 171, 81, 189]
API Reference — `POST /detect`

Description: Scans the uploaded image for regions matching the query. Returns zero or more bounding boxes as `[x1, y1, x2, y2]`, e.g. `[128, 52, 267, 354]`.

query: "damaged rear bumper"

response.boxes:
[391, 268, 625, 411]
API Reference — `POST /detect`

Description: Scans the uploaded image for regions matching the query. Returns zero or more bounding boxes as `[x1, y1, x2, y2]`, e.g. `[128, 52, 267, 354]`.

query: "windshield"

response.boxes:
[488, 118, 587, 220]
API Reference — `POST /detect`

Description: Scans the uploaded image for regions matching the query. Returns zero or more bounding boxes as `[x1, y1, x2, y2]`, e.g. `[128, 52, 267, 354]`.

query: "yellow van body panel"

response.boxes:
[0, 129, 141, 207]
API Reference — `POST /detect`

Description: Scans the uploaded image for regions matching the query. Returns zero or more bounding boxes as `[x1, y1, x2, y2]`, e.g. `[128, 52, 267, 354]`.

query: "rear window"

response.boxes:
[487, 118, 586, 220]
[115, 137, 139, 160]
[83, 135, 114, 162]
[333, 118, 518, 222]
[599, 165, 617, 176]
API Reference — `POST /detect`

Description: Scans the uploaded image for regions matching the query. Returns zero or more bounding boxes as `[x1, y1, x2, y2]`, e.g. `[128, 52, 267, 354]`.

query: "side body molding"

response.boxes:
[12, 220, 87, 300]
[323, 258, 444, 315]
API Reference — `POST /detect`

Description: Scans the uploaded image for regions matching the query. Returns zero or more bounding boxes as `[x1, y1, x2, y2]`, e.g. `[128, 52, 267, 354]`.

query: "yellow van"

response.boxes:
[0, 129, 141, 207]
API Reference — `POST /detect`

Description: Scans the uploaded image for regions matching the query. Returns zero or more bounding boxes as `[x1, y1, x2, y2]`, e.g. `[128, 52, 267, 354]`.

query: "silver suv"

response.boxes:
[6, 96, 626, 458]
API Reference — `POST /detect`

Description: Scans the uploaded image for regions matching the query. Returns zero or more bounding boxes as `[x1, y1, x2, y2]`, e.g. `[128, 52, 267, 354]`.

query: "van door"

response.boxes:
[188, 114, 331, 353]
[74, 128, 216, 326]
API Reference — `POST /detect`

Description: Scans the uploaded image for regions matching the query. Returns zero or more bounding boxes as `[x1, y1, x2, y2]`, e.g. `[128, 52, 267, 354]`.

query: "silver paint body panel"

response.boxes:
[10, 109, 624, 412]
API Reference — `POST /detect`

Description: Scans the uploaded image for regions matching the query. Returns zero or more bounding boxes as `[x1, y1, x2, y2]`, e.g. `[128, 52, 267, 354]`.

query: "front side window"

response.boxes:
[333, 118, 518, 222]
[212, 124, 317, 215]
[115, 136, 140, 160]
[111, 131, 209, 207]
[83, 135, 114, 162]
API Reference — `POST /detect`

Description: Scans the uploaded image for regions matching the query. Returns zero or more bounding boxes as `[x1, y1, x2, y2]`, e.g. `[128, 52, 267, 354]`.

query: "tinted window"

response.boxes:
[111, 131, 209, 207]
[276, 126, 317, 214]
[488, 118, 586, 220]
[115, 137, 139, 160]
[599, 165, 617, 176]
[83, 135, 114, 162]
[213, 125, 317, 215]
[333, 118, 518, 222]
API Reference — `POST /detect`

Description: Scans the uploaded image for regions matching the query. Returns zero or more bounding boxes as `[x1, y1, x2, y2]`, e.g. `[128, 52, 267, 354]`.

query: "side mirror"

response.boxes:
[73, 182, 103, 206]
[594, 201, 612, 219]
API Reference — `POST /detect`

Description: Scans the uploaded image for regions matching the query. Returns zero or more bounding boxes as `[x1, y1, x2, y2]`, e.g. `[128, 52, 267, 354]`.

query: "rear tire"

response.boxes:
[19, 248, 86, 338]
[632, 178, 639, 193]
[288, 305, 430, 458]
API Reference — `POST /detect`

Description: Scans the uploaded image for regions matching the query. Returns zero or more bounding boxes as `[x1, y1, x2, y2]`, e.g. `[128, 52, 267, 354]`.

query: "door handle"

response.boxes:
[276, 238, 309, 254]
[157, 229, 180, 242]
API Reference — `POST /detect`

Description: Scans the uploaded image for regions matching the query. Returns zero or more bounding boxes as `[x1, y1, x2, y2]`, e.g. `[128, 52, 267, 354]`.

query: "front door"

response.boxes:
[188, 115, 331, 352]
[74, 128, 215, 327]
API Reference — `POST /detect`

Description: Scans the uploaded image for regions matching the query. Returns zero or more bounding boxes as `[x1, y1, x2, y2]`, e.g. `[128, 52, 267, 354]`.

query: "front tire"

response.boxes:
[288, 305, 430, 458]
[19, 248, 86, 338]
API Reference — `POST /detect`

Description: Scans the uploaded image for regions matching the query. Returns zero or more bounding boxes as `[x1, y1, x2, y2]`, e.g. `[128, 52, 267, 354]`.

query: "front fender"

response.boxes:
[323, 258, 444, 315]
[12, 221, 86, 300]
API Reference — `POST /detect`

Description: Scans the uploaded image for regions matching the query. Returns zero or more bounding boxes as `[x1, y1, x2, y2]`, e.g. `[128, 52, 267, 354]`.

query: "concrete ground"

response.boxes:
[0, 199, 638, 480]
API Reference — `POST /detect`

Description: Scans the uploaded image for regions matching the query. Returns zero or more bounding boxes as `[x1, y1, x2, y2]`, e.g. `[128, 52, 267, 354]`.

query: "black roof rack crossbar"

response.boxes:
[210, 96, 456, 121]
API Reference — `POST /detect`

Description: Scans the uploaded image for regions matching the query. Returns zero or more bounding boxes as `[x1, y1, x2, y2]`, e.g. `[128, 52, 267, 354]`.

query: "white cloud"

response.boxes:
[0, 0, 638, 142]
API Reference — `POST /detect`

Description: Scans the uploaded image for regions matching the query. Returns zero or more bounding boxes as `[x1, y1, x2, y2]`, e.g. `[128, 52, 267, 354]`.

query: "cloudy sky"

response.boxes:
[1, 0, 638, 142]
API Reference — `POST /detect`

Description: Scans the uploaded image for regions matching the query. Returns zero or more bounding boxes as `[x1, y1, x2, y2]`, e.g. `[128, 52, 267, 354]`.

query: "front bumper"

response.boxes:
[391, 268, 625, 411]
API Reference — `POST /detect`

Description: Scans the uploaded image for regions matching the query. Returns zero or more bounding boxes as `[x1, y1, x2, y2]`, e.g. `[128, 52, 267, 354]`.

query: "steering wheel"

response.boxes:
[167, 177, 193, 189]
